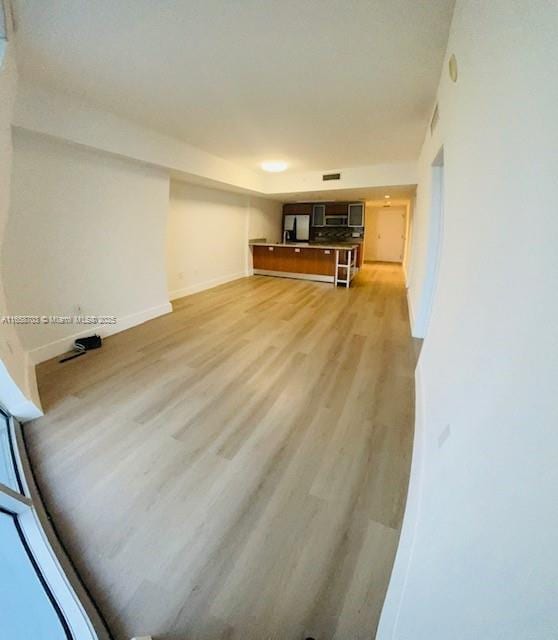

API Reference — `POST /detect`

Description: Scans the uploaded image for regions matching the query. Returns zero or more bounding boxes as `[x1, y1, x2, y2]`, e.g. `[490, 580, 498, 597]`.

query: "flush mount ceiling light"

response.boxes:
[261, 161, 288, 172]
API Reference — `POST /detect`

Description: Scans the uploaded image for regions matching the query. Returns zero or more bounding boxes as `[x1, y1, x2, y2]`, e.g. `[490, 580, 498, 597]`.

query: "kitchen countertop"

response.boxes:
[250, 241, 359, 251]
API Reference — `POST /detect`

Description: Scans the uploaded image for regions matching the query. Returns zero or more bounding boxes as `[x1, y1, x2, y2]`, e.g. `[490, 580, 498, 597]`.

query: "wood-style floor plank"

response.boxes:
[25, 263, 420, 640]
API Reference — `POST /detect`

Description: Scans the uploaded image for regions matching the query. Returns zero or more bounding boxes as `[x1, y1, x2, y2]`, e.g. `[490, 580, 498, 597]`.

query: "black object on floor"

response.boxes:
[75, 335, 102, 350]
[59, 334, 102, 363]
[58, 348, 86, 363]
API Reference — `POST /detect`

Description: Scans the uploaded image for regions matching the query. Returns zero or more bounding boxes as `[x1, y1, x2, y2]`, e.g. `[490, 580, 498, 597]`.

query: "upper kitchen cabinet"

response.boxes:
[325, 203, 349, 217]
[312, 204, 326, 227]
[348, 203, 365, 227]
[283, 203, 313, 215]
[282, 201, 365, 230]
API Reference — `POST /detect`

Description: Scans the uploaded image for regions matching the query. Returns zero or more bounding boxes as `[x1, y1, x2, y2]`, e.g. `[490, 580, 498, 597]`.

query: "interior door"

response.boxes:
[365, 207, 406, 262]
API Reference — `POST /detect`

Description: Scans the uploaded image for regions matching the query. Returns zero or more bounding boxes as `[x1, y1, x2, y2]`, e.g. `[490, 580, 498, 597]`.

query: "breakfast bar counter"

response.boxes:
[250, 242, 358, 286]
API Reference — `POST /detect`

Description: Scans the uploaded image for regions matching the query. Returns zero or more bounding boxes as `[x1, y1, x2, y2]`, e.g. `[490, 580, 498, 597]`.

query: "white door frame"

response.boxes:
[413, 147, 444, 338]
[0, 411, 106, 639]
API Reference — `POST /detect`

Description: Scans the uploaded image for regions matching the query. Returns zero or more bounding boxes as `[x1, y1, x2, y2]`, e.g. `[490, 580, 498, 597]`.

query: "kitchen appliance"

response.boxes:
[284, 214, 310, 241]
[325, 216, 347, 227]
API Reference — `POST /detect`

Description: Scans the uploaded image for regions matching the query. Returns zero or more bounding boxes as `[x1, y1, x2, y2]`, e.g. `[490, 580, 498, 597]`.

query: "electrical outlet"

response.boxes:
[178, 271, 184, 281]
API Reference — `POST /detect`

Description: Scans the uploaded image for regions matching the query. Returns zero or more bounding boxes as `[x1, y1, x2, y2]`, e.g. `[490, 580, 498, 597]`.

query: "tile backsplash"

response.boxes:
[310, 228, 364, 242]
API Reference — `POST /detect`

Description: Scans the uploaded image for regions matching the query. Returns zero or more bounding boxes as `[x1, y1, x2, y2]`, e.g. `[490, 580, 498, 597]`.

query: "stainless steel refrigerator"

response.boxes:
[283, 214, 310, 241]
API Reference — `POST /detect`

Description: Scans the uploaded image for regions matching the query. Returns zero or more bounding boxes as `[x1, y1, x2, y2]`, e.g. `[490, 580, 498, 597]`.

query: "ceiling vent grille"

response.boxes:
[430, 103, 439, 135]
[322, 172, 341, 181]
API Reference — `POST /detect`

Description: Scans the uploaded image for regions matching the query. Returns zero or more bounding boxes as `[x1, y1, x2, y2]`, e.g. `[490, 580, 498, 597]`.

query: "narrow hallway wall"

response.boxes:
[380, 2, 558, 638]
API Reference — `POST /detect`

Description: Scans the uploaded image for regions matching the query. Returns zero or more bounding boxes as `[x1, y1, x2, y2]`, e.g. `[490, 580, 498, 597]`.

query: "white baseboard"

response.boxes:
[169, 271, 249, 301]
[28, 302, 172, 364]
[376, 360, 425, 639]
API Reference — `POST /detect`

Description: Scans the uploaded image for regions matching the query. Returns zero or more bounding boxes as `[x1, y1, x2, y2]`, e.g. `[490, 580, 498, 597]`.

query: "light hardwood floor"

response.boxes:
[25, 263, 420, 640]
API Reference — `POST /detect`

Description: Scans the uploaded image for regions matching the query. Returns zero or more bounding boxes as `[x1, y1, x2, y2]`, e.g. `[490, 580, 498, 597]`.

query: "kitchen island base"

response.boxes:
[250, 243, 358, 287]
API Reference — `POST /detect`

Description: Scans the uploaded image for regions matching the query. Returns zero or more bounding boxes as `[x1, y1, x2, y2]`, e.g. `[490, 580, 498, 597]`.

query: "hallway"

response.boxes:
[25, 264, 419, 640]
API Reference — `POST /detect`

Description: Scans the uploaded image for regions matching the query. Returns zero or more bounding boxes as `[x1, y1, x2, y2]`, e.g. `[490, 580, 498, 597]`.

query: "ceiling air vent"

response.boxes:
[322, 172, 341, 181]
[430, 103, 439, 135]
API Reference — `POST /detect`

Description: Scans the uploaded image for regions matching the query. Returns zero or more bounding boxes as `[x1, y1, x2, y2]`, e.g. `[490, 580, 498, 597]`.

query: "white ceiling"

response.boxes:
[276, 184, 416, 203]
[14, 0, 455, 173]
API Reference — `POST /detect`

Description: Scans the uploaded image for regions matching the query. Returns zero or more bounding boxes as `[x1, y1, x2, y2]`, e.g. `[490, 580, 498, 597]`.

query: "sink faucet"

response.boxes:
[283, 230, 289, 243]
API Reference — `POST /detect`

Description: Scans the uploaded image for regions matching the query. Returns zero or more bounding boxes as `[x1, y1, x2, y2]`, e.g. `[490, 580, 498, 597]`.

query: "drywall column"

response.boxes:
[0, 40, 41, 419]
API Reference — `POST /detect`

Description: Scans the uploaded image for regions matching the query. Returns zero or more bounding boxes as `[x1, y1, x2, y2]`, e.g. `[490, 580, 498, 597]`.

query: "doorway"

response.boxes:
[413, 147, 444, 338]
[364, 206, 406, 262]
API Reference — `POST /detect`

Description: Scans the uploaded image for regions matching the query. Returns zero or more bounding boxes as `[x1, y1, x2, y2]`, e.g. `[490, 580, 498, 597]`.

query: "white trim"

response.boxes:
[169, 271, 249, 301]
[253, 269, 334, 283]
[18, 508, 100, 640]
[376, 360, 425, 639]
[0, 481, 32, 513]
[406, 287, 417, 337]
[413, 151, 444, 340]
[28, 302, 172, 364]
[9, 418, 107, 640]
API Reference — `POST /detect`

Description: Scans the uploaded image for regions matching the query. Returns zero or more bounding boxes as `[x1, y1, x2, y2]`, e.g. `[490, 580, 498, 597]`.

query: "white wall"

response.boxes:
[166, 182, 282, 299]
[402, 195, 414, 285]
[247, 197, 283, 244]
[3, 130, 171, 363]
[0, 40, 41, 418]
[379, 2, 558, 638]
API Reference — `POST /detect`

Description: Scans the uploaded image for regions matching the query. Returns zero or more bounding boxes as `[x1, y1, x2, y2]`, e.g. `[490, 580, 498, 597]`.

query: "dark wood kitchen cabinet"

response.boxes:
[252, 245, 336, 277]
[325, 202, 349, 217]
[283, 203, 313, 216]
